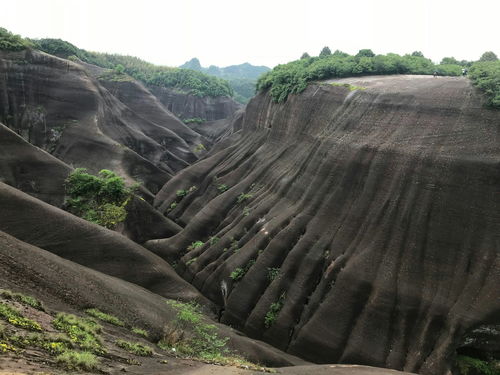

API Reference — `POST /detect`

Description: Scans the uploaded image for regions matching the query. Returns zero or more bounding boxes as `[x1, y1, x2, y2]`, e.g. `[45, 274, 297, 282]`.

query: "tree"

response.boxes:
[301, 52, 311, 59]
[411, 51, 424, 57]
[440, 57, 459, 65]
[356, 49, 375, 58]
[479, 51, 498, 62]
[332, 50, 349, 57]
[114, 64, 125, 74]
[319, 47, 331, 57]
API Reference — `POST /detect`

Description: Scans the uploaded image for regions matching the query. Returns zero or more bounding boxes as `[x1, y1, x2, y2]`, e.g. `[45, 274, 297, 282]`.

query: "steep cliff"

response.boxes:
[147, 75, 500, 374]
[0, 49, 204, 195]
[150, 86, 242, 122]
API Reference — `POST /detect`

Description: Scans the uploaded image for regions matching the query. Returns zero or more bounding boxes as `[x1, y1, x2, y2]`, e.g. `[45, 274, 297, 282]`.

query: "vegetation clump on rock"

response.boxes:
[65, 168, 137, 229]
[0, 27, 33, 51]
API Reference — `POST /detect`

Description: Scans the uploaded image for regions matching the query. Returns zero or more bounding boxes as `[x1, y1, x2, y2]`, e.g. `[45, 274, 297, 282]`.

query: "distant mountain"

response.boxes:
[180, 58, 271, 104]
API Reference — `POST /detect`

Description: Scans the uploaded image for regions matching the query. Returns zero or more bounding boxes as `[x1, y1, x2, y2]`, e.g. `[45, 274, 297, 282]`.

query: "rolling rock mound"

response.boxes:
[0, 49, 206, 195]
[147, 75, 500, 374]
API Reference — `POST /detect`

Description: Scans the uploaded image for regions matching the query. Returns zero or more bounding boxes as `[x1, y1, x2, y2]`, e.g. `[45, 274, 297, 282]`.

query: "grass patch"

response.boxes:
[330, 82, 366, 91]
[52, 313, 104, 354]
[131, 327, 148, 338]
[56, 350, 99, 371]
[12, 332, 71, 354]
[85, 308, 125, 327]
[115, 339, 153, 356]
[0, 289, 44, 311]
[0, 302, 42, 331]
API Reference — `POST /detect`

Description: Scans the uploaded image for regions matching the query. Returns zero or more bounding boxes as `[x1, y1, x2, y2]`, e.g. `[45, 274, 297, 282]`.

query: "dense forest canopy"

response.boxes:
[258, 48, 500, 106]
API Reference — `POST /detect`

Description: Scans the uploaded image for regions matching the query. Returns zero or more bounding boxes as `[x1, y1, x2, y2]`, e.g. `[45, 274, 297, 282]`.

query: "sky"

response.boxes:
[2, 0, 499, 68]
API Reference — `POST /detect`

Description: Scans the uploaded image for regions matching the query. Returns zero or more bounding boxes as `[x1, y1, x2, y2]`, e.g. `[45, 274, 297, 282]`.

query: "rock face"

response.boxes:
[150, 86, 242, 122]
[147, 76, 500, 374]
[0, 122, 71, 206]
[0, 49, 204, 195]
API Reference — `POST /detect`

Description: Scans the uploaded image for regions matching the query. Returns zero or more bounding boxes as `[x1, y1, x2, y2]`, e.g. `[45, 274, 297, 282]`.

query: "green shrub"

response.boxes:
[161, 301, 228, 360]
[85, 308, 125, 327]
[195, 143, 206, 152]
[187, 241, 204, 251]
[65, 168, 136, 229]
[31, 38, 79, 58]
[229, 268, 245, 281]
[217, 184, 229, 193]
[56, 350, 99, 370]
[264, 293, 285, 328]
[267, 267, 280, 281]
[237, 193, 253, 203]
[0, 303, 42, 331]
[0, 28, 32, 51]
[469, 61, 500, 108]
[115, 339, 153, 356]
[183, 118, 206, 124]
[455, 355, 499, 375]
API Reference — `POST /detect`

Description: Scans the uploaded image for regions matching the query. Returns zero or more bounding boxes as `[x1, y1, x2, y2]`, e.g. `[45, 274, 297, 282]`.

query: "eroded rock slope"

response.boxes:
[0, 49, 208, 195]
[147, 75, 500, 374]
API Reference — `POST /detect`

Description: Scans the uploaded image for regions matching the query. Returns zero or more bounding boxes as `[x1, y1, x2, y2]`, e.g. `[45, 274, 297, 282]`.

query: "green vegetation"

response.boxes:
[182, 117, 206, 124]
[195, 143, 206, 152]
[217, 184, 229, 193]
[11, 332, 71, 354]
[0, 27, 33, 51]
[264, 293, 286, 328]
[31, 39, 233, 98]
[479, 51, 498, 62]
[230, 260, 255, 282]
[267, 267, 280, 281]
[65, 168, 137, 229]
[237, 192, 253, 203]
[55, 350, 99, 371]
[0, 289, 44, 311]
[0, 302, 42, 331]
[160, 300, 229, 361]
[179, 57, 270, 103]
[469, 61, 500, 108]
[52, 313, 104, 354]
[329, 82, 366, 91]
[85, 308, 125, 327]
[131, 327, 148, 338]
[209, 236, 220, 245]
[187, 241, 204, 251]
[115, 339, 153, 356]
[229, 268, 245, 281]
[176, 185, 197, 198]
[257, 50, 462, 102]
[455, 355, 500, 375]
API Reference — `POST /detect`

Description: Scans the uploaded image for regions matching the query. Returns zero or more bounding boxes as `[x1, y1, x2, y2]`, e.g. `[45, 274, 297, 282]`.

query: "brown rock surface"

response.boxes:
[147, 75, 500, 374]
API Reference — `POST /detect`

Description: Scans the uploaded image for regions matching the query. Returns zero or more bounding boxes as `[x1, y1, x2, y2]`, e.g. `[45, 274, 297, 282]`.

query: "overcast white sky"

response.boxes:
[2, 0, 499, 68]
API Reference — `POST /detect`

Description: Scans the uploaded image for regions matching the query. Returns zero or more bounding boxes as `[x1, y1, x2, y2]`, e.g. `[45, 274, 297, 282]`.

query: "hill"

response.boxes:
[180, 58, 271, 104]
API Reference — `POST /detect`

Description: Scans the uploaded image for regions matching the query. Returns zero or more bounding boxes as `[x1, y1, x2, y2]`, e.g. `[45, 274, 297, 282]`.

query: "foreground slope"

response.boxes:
[148, 75, 500, 374]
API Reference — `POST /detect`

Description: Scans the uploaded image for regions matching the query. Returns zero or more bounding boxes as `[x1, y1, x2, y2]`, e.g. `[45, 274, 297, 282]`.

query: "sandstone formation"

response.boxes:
[150, 86, 242, 122]
[0, 49, 205, 195]
[0, 122, 71, 206]
[147, 75, 500, 374]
